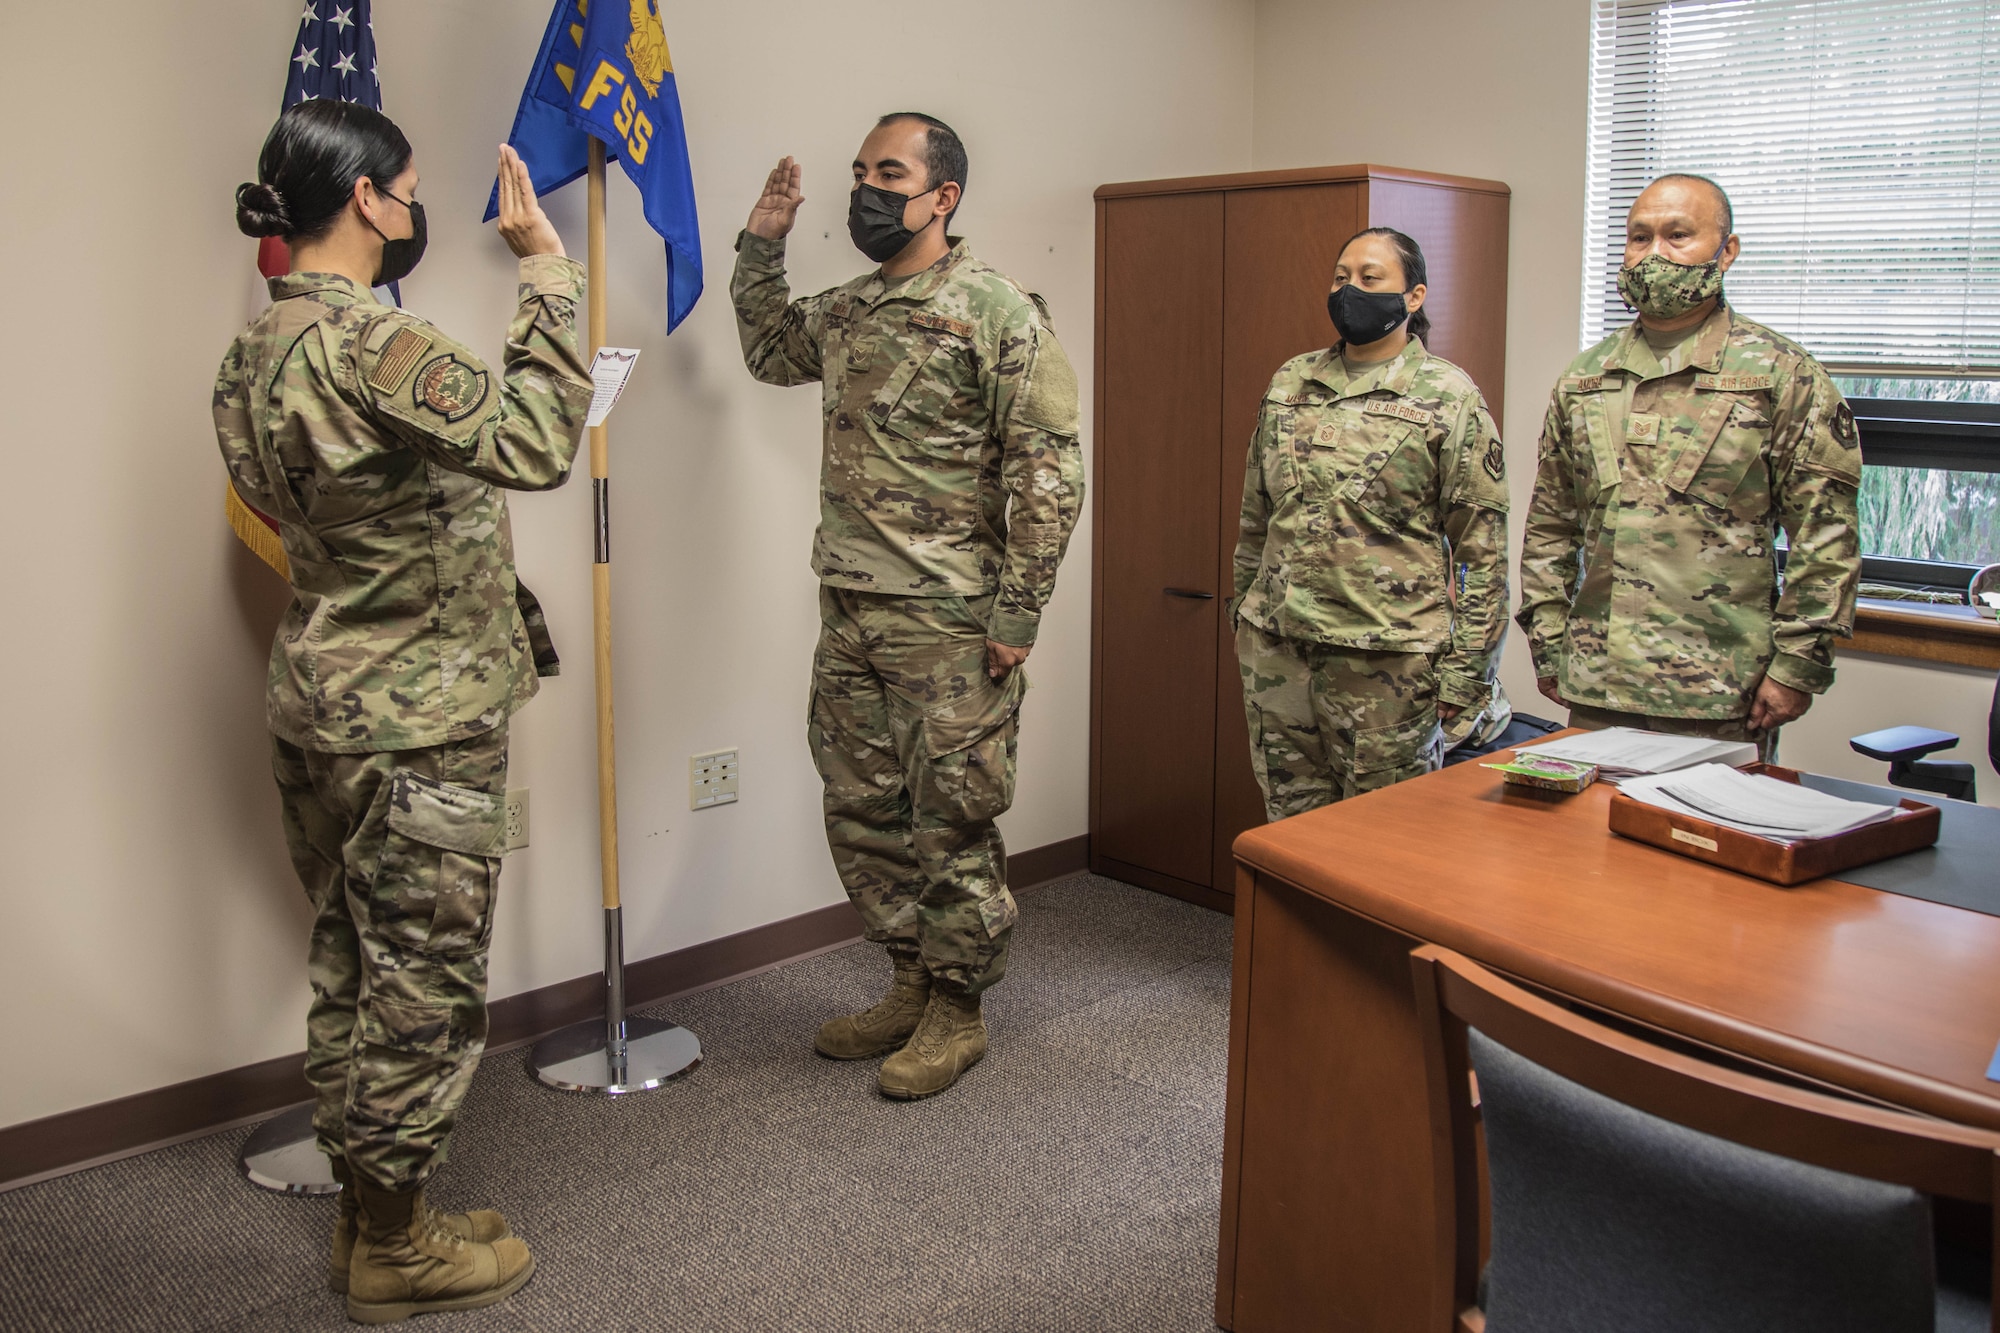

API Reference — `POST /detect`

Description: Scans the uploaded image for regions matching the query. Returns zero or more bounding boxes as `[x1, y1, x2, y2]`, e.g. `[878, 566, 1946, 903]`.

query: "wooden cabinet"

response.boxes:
[1088, 165, 1512, 907]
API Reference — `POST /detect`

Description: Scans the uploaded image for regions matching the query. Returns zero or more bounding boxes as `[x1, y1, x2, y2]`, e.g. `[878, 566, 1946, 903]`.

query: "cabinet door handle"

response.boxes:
[1164, 587, 1216, 600]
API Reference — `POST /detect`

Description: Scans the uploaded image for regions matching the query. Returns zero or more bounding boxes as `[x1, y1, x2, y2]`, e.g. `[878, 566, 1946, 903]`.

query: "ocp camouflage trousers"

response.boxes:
[810, 588, 1025, 997]
[271, 727, 508, 1191]
[1236, 622, 1442, 822]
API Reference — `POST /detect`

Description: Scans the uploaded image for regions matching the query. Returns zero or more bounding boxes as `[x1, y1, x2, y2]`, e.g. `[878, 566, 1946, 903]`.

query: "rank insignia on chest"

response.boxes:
[1313, 422, 1340, 446]
[1363, 400, 1434, 426]
[414, 355, 490, 423]
[1626, 412, 1661, 443]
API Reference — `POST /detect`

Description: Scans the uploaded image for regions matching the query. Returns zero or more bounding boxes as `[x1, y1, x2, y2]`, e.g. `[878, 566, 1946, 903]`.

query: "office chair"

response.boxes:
[1408, 944, 1999, 1333]
[1849, 673, 1999, 802]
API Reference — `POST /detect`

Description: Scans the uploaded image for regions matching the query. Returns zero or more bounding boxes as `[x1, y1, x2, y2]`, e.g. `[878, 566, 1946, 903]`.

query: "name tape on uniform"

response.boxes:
[586, 348, 642, 427]
[909, 311, 978, 340]
[1363, 400, 1434, 426]
[1694, 372, 1777, 392]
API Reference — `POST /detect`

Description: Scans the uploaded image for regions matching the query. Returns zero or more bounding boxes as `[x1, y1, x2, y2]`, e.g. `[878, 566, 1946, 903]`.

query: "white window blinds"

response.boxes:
[1583, 0, 2000, 373]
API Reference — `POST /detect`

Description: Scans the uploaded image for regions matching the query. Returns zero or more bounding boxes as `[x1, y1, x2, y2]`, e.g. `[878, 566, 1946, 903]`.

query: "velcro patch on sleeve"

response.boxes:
[1364, 399, 1435, 426]
[367, 327, 435, 395]
[1017, 333, 1080, 435]
[910, 310, 978, 339]
[1561, 374, 1606, 393]
[1694, 372, 1777, 392]
[413, 354, 491, 424]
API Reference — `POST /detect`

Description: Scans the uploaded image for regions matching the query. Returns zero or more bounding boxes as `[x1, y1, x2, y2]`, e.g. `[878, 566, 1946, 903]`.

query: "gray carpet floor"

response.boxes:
[0, 874, 1233, 1332]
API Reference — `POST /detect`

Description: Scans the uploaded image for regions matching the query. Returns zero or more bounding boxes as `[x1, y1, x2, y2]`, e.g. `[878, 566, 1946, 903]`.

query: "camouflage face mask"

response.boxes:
[1617, 248, 1725, 320]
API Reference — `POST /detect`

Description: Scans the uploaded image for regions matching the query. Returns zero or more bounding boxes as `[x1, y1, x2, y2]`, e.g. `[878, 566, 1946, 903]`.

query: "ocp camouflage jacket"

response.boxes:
[212, 257, 592, 752]
[731, 232, 1084, 648]
[1518, 302, 1862, 719]
[1231, 338, 1511, 710]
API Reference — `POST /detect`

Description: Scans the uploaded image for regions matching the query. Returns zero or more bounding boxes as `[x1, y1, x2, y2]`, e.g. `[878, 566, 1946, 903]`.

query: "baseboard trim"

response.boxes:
[0, 834, 1092, 1192]
[1091, 854, 1236, 915]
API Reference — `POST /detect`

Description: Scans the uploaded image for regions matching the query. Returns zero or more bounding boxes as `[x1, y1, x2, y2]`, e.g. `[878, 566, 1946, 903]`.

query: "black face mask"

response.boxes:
[848, 181, 937, 264]
[1328, 283, 1411, 347]
[367, 190, 427, 286]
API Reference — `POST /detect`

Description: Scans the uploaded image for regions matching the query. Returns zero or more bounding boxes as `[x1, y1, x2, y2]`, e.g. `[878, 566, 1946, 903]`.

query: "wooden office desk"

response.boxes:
[1215, 749, 2000, 1332]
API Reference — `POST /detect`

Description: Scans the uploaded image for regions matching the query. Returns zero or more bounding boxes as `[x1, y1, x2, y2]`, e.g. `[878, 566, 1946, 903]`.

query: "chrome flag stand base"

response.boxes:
[530, 906, 701, 1095]
[237, 1102, 339, 1196]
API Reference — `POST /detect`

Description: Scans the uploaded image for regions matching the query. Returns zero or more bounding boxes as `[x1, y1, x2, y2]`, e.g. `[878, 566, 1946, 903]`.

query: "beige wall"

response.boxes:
[1253, 0, 1999, 805]
[0, 0, 1253, 1131]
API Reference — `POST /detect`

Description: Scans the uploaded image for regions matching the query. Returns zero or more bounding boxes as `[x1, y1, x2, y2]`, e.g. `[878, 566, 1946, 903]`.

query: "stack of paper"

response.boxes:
[1518, 727, 1759, 783]
[1619, 764, 1899, 843]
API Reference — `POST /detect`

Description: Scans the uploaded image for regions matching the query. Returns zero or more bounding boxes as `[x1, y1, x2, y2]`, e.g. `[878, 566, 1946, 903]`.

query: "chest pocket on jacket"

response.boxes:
[1667, 393, 1771, 518]
[872, 315, 978, 446]
[1573, 385, 1625, 502]
[1297, 399, 1428, 523]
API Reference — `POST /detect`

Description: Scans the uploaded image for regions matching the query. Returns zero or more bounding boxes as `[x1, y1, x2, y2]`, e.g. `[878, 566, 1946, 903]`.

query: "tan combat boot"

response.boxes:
[327, 1160, 512, 1294]
[345, 1179, 534, 1324]
[815, 952, 932, 1059]
[878, 989, 987, 1099]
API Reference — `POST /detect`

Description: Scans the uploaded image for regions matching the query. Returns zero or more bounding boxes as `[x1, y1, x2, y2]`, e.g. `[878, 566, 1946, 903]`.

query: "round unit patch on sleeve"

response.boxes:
[413, 354, 491, 423]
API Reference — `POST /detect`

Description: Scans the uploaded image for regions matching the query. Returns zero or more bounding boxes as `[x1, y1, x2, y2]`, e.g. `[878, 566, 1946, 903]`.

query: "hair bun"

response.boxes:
[235, 181, 291, 238]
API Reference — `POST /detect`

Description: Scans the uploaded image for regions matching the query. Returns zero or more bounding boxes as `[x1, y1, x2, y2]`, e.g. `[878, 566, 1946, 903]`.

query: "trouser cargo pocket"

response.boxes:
[373, 770, 506, 957]
[1349, 706, 1442, 792]
[917, 668, 1029, 826]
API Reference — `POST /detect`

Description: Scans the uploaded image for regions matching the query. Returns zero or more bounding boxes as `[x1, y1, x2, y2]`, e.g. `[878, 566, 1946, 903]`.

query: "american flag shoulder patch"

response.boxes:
[368, 327, 435, 394]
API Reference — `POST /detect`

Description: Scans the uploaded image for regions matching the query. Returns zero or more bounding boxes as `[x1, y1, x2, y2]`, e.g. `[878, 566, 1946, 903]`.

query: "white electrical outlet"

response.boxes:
[504, 789, 530, 851]
[690, 749, 739, 810]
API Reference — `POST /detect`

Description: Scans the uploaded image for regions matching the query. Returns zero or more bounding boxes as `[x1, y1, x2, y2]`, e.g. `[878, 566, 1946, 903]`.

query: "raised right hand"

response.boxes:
[747, 156, 804, 240]
[496, 145, 564, 259]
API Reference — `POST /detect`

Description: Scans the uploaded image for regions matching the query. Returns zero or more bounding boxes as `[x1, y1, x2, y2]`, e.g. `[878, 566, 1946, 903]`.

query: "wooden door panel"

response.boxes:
[1092, 194, 1225, 885]
[1213, 184, 1363, 892]
[1366, 179, 1512, 420]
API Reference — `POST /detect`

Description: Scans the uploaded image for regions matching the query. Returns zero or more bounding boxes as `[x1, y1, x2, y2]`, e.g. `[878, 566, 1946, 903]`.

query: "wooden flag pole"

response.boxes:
[586, 139, 620, 922]
[529, 137, 700, 1096]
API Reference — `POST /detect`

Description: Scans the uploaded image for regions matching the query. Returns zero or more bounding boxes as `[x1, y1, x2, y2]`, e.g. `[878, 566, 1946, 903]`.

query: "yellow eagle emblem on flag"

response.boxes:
[625, 0, 671, 98]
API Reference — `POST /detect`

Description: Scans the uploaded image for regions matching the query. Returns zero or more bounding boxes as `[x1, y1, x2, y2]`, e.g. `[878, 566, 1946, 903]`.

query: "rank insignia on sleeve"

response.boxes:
[368, 327, 434, 394]
[1833, 402, 1858, 445]
[1484, 436, 1505, 481]
[414, 355, 490, 423]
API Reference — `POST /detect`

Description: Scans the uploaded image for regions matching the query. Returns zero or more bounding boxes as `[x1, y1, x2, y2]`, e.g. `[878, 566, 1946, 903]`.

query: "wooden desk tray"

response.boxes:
[1606, 763, 1941, 886]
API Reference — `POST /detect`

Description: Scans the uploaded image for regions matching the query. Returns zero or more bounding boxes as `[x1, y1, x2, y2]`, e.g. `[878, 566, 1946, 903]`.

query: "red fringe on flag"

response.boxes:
[257, 235, 290, 279]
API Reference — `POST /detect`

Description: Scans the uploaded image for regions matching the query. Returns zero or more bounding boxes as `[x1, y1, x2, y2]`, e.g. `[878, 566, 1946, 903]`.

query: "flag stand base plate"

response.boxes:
[236, 1103, 339, 1196]
[530, 1015, 701, 1095]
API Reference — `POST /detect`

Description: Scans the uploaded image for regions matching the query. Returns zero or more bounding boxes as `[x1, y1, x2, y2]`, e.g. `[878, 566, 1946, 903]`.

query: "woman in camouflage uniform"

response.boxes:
[1231, 228, 1511, 820]
[214, 100, 590, 1322]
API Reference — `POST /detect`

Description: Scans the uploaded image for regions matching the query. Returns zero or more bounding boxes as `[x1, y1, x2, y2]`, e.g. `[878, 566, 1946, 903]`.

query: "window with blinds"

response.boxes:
[1583, 0, 2000, 374]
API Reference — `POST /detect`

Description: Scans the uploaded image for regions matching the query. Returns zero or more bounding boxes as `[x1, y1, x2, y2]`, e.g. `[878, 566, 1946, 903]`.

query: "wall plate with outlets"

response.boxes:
[504, 789, 530, 851]
[690, 749, 738, 810]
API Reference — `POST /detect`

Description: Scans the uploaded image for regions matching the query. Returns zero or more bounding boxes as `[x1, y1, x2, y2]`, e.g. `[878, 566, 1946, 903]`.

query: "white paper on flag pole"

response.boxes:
[585, 348, 641, 427]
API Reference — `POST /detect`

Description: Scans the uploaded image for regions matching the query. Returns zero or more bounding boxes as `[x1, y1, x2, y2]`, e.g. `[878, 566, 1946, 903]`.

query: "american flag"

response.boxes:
[258, 0, 384, 278]
[231, 0, 389, 581]
[283, 1, 380, 112]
